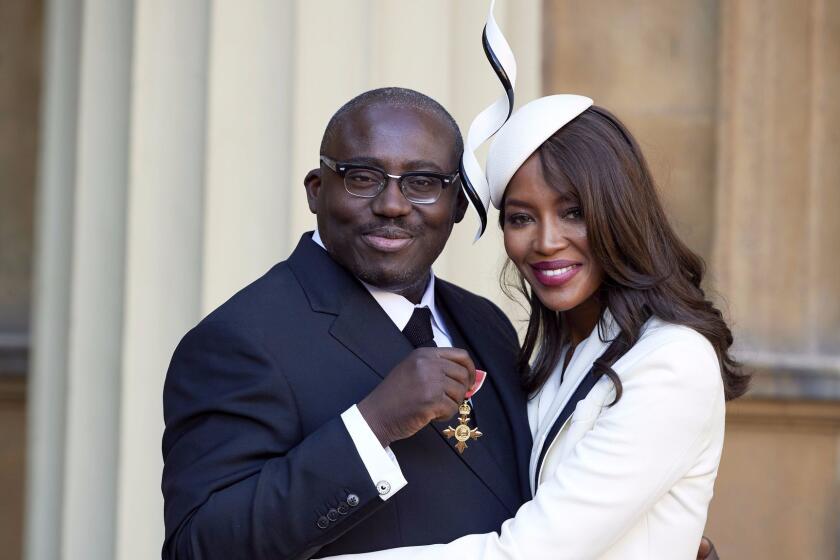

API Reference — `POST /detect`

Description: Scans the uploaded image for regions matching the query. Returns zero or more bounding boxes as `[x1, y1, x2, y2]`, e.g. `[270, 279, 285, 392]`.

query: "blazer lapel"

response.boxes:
[435, 281, 532, 511]
[329, 293, 414, 380]
[529, 312, 621, 490]
[288, 232, 413, 380]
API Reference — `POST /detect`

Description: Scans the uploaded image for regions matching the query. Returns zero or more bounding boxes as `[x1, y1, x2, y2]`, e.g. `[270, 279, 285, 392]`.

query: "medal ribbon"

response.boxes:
[466, 369, 487, 399]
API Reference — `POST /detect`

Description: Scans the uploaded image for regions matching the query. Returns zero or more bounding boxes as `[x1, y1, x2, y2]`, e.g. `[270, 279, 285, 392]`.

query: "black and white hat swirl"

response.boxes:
[461, 1, 594, 240]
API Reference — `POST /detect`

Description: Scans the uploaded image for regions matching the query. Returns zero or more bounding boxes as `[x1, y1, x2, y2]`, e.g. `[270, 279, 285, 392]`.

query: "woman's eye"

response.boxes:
[563, 207, 583, 220]
[506, 213, 533, 226]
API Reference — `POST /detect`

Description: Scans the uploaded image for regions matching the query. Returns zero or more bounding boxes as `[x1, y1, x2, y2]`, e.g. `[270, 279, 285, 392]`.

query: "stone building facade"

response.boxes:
[1, 1, 838, 559]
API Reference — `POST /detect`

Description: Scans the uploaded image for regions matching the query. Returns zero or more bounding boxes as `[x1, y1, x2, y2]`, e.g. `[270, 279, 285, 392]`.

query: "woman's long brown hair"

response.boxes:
[500, 106, 750, 401]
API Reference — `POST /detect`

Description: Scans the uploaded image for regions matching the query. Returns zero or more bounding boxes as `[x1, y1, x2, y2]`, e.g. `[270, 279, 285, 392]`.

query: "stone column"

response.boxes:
[201, 0, 296, 313]
[115, 1, 210, 558]
[27, 1, 216, 558]
[25, 1, 81, 557]
[58, 0, 133, 558]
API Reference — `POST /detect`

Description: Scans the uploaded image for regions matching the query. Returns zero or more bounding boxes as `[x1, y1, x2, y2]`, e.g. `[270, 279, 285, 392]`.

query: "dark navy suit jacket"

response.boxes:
[161, 233, 531, 559]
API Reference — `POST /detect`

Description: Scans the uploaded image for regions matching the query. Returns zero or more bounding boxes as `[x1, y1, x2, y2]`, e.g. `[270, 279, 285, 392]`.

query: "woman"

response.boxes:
[325, 94, 748, 559]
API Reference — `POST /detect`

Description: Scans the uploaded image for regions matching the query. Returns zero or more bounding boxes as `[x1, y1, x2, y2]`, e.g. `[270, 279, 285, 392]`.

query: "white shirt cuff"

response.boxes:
[341, 405, 408, 501]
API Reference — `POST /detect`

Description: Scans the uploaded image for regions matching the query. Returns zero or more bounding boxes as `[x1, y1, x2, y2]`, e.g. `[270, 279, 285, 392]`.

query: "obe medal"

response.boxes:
[443, 370, 486, 454]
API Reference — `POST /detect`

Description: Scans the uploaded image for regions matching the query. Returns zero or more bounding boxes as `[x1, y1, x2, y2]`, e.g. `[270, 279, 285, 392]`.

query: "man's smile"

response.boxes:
[361, 226, 415, 252]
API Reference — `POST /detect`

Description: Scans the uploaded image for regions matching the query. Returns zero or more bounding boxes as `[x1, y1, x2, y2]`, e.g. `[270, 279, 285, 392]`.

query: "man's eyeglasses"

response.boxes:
[320, 155, 459, 205]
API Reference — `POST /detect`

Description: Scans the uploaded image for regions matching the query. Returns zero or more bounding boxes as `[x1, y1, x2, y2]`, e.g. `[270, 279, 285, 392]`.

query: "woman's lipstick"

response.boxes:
[530, 260, 582, 287]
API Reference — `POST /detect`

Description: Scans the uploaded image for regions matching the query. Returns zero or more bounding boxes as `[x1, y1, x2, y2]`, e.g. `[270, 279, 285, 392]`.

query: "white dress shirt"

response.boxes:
[312, 230, 452, 501]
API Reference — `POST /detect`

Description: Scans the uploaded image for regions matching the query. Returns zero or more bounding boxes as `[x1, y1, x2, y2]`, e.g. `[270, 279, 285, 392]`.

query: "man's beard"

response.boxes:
[354, 263, 428, 293]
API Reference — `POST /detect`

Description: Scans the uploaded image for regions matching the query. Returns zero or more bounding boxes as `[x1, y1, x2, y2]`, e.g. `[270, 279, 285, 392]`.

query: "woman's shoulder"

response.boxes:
[638, 317, 715, 355]
[615, 318, 722, 393]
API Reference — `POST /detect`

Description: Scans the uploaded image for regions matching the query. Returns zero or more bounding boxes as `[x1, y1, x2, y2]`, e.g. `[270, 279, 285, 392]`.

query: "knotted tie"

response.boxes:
[402, 307, 436, 348]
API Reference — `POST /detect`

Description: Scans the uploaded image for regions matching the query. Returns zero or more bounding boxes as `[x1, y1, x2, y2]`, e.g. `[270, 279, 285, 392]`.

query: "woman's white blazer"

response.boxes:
[328, 316, 726, 560]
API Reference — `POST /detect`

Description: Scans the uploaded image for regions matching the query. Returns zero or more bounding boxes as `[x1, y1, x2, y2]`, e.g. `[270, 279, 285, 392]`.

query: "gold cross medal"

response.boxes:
[443, 369, 486, 454]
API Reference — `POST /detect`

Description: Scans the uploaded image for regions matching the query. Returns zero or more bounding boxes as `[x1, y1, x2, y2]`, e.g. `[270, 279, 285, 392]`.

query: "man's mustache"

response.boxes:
[359, 221, 423, 239]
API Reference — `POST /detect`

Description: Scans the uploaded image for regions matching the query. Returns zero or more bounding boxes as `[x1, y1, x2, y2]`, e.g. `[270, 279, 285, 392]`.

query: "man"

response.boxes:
[162, 88, 531, 559]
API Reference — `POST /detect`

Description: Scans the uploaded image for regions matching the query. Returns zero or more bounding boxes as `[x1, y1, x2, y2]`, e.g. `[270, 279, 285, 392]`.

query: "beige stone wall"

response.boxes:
[544, 0, 840, 556]
[715, 0, 840, 359]
[708, 400, 840, 558]
[544, 0, 720, 260]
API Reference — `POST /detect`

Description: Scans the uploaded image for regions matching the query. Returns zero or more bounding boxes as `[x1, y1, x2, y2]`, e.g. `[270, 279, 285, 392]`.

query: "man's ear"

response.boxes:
[454, 188, 469, 224]
[304, 168, 322, 215]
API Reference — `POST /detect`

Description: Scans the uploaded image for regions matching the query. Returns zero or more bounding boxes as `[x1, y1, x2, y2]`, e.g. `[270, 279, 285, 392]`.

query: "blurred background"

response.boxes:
[1, 0, 838, 559]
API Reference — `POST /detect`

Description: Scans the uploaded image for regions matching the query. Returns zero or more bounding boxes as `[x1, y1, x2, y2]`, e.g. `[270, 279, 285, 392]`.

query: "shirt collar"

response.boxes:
[310, 229, 447, 334]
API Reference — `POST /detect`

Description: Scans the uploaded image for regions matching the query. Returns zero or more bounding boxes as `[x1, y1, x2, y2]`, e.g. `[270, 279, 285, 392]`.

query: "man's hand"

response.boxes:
[358, 347, 476, 447]
[697, 536, 719, 560]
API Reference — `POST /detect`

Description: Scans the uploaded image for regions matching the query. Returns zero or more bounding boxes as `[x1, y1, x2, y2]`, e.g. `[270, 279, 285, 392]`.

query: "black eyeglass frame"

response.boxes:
[319, 155, 460, 205]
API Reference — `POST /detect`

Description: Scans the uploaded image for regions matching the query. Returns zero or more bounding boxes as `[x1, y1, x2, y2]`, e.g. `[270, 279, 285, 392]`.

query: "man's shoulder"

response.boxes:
[199, 259, 301, 329]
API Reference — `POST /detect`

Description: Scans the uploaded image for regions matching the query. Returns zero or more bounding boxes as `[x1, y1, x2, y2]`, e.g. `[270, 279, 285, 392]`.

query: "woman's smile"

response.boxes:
[529, 260, 582, 286]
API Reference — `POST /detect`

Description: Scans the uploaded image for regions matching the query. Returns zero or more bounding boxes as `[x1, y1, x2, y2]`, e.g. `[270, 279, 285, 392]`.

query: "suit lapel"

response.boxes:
[436, 281, 532, 510]
[329, 292, 414, 380]
[288, 233, 413, 380]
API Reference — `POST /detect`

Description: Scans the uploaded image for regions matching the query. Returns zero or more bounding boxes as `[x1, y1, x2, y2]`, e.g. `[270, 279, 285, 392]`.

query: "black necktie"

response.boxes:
[402, 307, 437, 348]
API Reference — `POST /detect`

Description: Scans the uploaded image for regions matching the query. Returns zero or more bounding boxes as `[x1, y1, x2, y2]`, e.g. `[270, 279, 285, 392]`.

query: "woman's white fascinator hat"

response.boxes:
[461, 1, 593, 240]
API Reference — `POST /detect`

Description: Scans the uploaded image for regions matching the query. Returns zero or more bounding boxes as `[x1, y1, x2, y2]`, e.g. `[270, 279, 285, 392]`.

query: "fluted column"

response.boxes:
[57, 1, 134, 558]
[201, 0, 296, 313]
[115, 2, 210, 558]
[24, 0, 82, 557]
